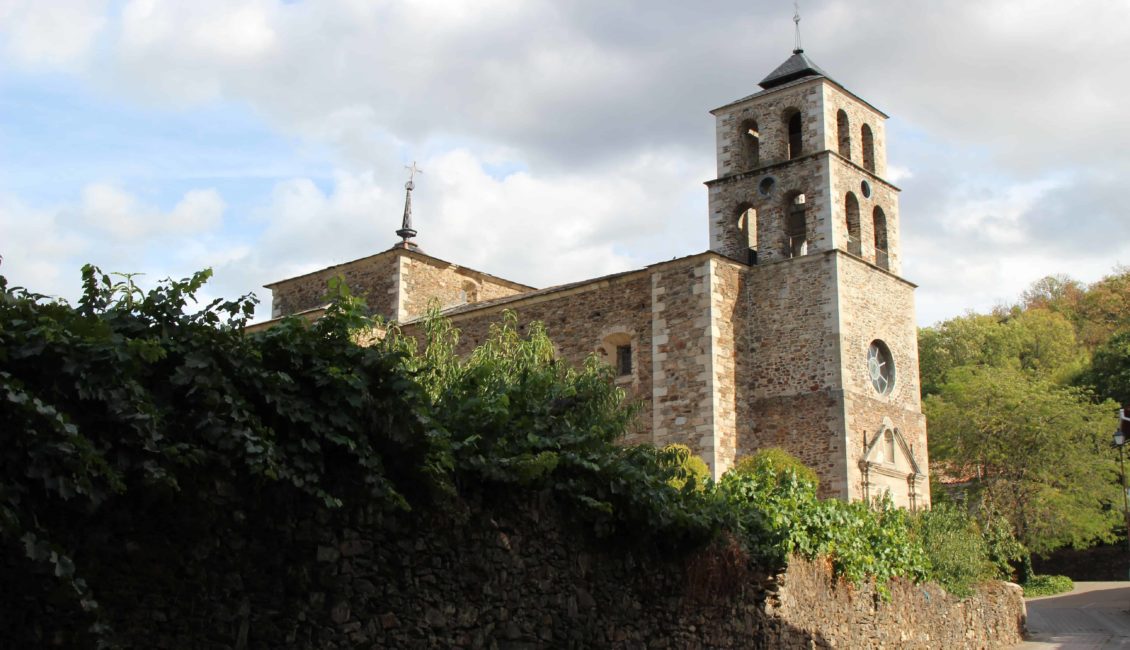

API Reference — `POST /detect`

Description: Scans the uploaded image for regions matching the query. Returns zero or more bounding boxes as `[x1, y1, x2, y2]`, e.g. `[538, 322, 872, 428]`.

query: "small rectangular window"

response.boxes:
[616, 344, 632, 376]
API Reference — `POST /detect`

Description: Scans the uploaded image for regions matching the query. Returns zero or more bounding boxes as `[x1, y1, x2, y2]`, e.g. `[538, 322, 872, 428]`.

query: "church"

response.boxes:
[252, 47, 930, 509]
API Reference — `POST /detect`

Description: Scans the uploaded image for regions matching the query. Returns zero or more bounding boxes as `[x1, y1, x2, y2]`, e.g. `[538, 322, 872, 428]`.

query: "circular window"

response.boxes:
[867, 340, 895, 395]
[860, 180, 872, 198]
[758, 177, 776, 196]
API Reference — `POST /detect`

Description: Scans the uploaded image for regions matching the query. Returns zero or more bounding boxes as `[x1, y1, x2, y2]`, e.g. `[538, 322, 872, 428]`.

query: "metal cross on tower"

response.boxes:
[396, 161, 423, 244]
[793, 0, 803, 53]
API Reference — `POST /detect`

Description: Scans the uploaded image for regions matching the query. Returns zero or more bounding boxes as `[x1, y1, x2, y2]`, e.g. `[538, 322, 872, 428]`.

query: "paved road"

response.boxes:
[1018, 582, 1130, 649]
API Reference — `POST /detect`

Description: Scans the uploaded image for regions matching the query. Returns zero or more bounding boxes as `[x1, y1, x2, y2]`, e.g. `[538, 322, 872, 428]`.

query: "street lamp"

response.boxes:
[1114, 407, 1130, 579]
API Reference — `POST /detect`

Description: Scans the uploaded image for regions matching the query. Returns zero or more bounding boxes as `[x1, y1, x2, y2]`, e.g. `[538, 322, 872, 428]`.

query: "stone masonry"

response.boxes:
[258, 49, 931, 508]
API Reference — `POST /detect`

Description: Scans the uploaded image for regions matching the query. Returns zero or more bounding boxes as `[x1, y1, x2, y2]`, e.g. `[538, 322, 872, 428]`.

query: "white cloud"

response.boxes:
[3, 0, 1130, 328]
[80, 183, 226, 239]
[0, 0, 107, 68]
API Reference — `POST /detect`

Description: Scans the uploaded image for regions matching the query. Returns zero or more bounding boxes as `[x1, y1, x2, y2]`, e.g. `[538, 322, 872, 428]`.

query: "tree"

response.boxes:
[918, 309, 1084, 396]
[1082, 331, 1130, 406]
[925, 366, 1119, 554]
[1077, 268, 1130, 349]
[1020, 274, 1085, 317]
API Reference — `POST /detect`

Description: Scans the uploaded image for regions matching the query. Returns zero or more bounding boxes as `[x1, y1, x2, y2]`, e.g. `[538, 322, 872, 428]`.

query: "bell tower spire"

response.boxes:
[395, 161, 423, 250]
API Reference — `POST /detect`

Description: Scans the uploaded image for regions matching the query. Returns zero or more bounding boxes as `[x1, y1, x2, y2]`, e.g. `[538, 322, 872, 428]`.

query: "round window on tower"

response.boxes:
[860, 180, 872, 198]
[867, 340, 895, 395]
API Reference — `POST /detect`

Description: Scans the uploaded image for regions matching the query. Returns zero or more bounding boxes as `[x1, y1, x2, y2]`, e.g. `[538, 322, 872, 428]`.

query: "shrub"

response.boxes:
[729, 447, 819, 489]
[1022, 574, 1074, 598]
[913, 504, 996, 597]
[662, 444, 712, 491]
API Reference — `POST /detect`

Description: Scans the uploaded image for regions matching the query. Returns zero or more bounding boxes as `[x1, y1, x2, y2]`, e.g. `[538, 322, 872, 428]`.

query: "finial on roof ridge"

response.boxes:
[395, 161, 422, 249]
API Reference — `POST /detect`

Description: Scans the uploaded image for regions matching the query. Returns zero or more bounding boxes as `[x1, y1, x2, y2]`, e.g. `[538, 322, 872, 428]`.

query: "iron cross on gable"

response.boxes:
[405, 161, 423, 190]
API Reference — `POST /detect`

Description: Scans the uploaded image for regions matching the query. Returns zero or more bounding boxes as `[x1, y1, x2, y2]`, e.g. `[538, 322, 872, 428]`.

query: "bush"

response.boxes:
[913, 504, 996, 597]
[662, 444, 712, 491]
[716, 461, 927, 595]
[729, 447, 819, 489]
[1022, 574, 1074, 598]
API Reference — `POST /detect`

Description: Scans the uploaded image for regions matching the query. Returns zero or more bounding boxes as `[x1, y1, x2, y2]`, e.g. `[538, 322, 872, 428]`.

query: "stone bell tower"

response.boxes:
[706, 44, 930, 508]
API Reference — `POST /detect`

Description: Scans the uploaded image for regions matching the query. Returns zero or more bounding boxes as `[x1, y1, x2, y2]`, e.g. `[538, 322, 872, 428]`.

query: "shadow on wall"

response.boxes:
[0, 488, 1020, 648]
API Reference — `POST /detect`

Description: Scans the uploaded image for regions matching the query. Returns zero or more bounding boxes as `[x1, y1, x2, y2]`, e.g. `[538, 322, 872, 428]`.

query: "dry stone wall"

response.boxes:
[27, 490, 1024, 649]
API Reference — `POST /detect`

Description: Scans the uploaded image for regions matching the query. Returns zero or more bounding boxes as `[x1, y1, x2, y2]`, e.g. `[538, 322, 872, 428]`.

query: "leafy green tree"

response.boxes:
[1021, 274, 1085, 317]
[1077, 268, 1130, 349]
[1008, 308, 1087, 382]
[918, 313, 1021, 396]
[912, 504, 996, 597]
[1081, 331, 1130, 406]
[925, 365, 1119, 554]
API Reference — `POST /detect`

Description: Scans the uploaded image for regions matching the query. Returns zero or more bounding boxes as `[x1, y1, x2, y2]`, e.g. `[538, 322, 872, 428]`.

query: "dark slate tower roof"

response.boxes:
[758, 49, 832, 89]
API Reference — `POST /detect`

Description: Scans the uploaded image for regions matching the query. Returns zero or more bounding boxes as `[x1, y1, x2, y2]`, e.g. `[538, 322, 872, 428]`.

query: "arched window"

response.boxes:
[845, 192, 861, 255]
[786, 193, 807, 258]
[787, 110, 803, 160]
[836, 109, 851, 159]
[861, 124, 875, 172]
[873, 206, 889, 269]
[736, 203, 757, 264]
[739, 119, 760, 170]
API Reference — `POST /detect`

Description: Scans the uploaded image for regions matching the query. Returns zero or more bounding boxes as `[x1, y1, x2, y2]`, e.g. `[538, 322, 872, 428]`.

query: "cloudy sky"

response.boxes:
[2, 0, 1128, 326]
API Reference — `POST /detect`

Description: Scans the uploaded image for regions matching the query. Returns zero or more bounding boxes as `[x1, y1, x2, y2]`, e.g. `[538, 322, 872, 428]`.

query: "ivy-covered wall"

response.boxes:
[1, 488, 1024, 649]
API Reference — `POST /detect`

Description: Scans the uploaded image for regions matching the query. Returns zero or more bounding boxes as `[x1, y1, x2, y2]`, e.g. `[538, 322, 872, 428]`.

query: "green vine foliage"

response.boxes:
[1, 268, 1005, 644]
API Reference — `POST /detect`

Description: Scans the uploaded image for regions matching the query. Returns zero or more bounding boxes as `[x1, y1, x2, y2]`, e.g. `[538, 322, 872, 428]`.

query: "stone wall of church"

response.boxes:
[713, 78, 825, 176]
[408, 269, 658, 447]
[737, 250, 850, 499]
[268, 252, 400, 321]
[709, 78, 834, 267]
[835, 253, 929, 507]
[828, 156, 901, 275]
[820, 84, 888, 178]
[708, 258, 744, 475]
[649, 257, 716, 466]
[400, 254, 728, 468]
[707, 156, 833, 265]
[398, 254, 527, 322]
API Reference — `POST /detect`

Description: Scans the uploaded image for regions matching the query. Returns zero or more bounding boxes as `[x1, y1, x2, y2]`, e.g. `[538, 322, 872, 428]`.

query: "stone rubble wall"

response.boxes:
[268, 251, 401, 320]
[405, 266, 660, 447]
[399, 253, 528, 322]
[46, 491, 1024, 649]
[738, 250, 848, 498]
[401, 254, 726, 472]
[836, 252, 930, 507]
[265, 249, 529, 324]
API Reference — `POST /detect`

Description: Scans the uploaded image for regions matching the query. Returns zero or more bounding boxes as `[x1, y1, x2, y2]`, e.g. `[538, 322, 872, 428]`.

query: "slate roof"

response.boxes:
[758, 49, 833, 89]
